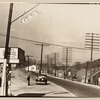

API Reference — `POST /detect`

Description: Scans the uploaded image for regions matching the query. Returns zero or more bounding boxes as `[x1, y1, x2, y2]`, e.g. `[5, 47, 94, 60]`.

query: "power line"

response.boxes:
[39, 3, 100, 5]
[0, 33, 100, 51]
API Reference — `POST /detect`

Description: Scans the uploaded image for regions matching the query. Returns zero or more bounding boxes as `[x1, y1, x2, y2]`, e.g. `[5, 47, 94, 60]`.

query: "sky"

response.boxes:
[0, 3, 100, 65]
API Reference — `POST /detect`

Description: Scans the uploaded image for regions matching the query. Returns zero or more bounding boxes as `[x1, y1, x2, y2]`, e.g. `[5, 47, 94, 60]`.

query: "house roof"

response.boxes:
[67, 68, 78, 72]
[77, 68, 90, 75]
[91, 70, 100, 78]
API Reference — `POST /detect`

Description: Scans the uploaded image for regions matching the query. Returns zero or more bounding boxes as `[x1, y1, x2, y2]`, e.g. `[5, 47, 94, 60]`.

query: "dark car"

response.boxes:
[36, 75, 47, 85]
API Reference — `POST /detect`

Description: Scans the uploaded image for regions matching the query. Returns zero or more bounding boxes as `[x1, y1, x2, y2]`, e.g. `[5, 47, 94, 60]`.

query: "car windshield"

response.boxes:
[38, 76, 46, 78]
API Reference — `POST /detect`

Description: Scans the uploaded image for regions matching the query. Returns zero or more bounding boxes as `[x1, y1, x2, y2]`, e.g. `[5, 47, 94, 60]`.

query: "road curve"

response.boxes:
[32, 72, 100, 97]
[48, 75, 100, 97]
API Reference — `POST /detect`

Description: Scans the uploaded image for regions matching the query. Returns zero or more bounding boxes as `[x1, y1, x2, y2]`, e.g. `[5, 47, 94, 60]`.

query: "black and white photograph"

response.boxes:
[0, 0, 100, 99]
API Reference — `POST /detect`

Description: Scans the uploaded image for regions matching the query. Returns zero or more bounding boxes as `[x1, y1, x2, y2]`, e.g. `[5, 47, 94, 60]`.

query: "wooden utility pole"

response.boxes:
[50, 57, 53, 75]
[35, 43, 49, 75]
[65, 48, 68, 79]
[90, 33, 93, 83]
[2, 3, 13, 96]
[26, 56, 30, 72]
[1, 3, 39, 96]
[46, 55, 50, 74]
[40, 44, 43, 75]
[26, 55, 30, 72]
[85, 61, 89, 83]
[66, 48, 68, 68]
[25, 55, 34, 71]
[54, 53, 56, 77]
[85, 33, 100, 83]
[62, 47, 72, 79]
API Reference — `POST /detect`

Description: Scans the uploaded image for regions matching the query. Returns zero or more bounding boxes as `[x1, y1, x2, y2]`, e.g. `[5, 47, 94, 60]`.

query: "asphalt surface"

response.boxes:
[32, 72, 100, 97]
[1, 69, 100, 97]
[10, 69, 76, 97]
[47, 75, 100, 97]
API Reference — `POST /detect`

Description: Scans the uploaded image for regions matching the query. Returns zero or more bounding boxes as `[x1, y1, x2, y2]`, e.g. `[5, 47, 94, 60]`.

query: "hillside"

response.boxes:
[71, 59, 100, 71]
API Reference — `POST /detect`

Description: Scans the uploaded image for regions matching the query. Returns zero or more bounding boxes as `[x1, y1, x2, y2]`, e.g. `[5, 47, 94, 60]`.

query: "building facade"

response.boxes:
[0, 47, 25, 67]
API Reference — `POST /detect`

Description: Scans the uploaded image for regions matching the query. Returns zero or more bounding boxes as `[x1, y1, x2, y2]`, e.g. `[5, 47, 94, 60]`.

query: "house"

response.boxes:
[76, 68, 90, 83]
[25, 65, 37, 72]
[66, 68, 78, 80]
[91, 70, 100, 85]
[56, 69, 64, 78]
[91, 67, 100, 75]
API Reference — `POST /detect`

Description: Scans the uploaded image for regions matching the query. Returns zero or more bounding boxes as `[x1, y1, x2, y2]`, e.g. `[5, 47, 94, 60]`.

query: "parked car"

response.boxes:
[36, 75, 47, 85]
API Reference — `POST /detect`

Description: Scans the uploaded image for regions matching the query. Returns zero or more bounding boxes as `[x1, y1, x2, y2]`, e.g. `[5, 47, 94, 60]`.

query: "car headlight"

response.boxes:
[42, 79, 44, 81]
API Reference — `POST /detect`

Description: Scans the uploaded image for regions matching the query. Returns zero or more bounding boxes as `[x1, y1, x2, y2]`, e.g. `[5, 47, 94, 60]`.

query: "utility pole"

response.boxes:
[64, 48, 68, 79]
[46, 55, 50, 74]
[2, 3, 13, 96]
[66, 48, 68, 68]
[54, 53, 57, 77]
[49, 56, 53, 75]
[50, 57, 52, 75]
[85, 61, 89, 83]
[1, 3, 39, 96]
[62, 47, 72, 79]
[0, 3, 13, 96]
[51, 52, 59, 77]
[25, 55, 34, 71]
[85, 33, 100, 83]
[35, 43, 49, 75]
[27, 56, 30, 72]
[40, 44, 43, 75]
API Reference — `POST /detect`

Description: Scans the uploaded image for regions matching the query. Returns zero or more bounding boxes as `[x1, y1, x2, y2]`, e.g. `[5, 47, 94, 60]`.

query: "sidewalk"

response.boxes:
[11, 81, 76, 97]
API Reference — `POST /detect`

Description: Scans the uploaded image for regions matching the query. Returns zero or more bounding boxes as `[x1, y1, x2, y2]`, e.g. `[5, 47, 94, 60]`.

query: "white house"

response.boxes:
[25, 65, 37, 72]
[76, 68, 90, 83]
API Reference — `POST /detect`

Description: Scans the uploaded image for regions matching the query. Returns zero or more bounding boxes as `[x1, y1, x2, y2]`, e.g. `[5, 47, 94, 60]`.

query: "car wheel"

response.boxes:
[45, 82, 47, 85]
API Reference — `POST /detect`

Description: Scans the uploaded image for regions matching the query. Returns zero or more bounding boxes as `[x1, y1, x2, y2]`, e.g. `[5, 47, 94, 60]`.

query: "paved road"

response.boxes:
[33, 72, 100, 97]
[47, 75, 100, 97]
[10, 69, 76, 97]
[2, 69, 100, 97]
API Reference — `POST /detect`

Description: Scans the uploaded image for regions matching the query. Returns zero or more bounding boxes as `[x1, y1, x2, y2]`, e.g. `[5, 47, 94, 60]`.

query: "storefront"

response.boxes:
[0, 47, 25, 67]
